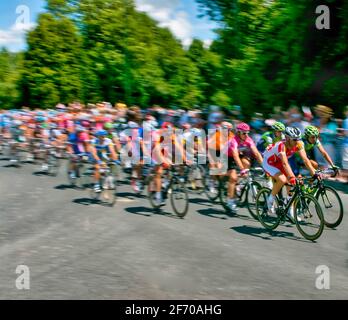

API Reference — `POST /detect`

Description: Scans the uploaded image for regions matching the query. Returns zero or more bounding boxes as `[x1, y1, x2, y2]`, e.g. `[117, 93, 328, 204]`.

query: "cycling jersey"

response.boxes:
[10, 127, 26, 142]
[68, 131, 89, 154]
[91, 137, 113, 161]
[233, 135, 256, 159]
[257, 131, 284, 153]
[263, 140, 304, 177]
[302, 135, 322, 152]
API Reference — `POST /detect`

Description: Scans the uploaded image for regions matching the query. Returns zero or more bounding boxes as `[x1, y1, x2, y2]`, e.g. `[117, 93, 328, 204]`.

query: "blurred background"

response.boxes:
[0, 0, 347, 116]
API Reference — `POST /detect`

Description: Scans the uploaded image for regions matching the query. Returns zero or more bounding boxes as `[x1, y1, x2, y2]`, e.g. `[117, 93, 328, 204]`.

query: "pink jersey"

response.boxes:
[227, 137, 238, 157]
[233, 135, 256, 158]
[77, 132, 89, 153]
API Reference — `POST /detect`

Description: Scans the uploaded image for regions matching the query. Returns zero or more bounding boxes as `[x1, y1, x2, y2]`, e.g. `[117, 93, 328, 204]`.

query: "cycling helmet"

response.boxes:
[271, 121, 285, 132]
[304, 125, 319, 137]
[13, 120, 23, 127]
[95, 130, 107, 137]
[236, 122, 250, 132]
[161, 122, 174, 129]
[75, 125, 85, 132]
[285, 127, 301, 140]
[81, 120, 90, 128]
[221, 121, 233, 130]
[104, 122, 113, 130]
[209, 112, 224, 124]
[35, 116, 46, 123]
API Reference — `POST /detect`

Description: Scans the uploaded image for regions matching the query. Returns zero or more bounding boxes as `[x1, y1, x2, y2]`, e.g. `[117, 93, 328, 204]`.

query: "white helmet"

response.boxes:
[285, 127, 301, 140]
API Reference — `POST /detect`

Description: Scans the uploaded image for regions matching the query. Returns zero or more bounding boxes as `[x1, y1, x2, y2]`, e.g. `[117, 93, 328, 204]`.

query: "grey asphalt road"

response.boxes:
[0, 160, 347, 299]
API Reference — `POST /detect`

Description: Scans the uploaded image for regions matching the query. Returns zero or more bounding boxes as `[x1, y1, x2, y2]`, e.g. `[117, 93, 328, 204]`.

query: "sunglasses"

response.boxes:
[240, 132, 249, 135]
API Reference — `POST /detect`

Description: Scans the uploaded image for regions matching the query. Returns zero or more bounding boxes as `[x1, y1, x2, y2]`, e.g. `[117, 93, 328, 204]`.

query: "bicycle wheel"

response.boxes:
[79, 165, 94, 189]
[186, 165, 205, 194]
[90, 186, 101, 202]
[147, 176, 161, 209]
[246, 181, 262, 220]
[47, 154, 60, 176]
[256, 188, 281, 230]
[293, 194, 324, 241]
[75, 163, 89, 189]
[218, 175, 232, 214]
[101, 175, 117, 207]
[316, 186, 343, 228]
[204, 171, 220, 203]
[67, 160, 77, 186]
[170, 180, 189, 218]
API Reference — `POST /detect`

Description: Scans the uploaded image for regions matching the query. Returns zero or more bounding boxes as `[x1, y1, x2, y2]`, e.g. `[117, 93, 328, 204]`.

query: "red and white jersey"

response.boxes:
[264, 140, 304, 165]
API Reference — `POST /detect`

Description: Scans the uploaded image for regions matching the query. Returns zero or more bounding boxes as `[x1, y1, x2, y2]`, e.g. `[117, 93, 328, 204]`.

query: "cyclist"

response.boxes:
[256, 121, 286, 188]
[289, 125, 338, 176]
[9, 119, 26, 163]
[224, 122, 249, 212]
[224, 122, 263, 211]
[67, 124, 91, 180]
[257, 121, 286, 154]
[262, 127, 318, 221]
[233, 122, 263, 169]
[90, 130, 119, 193]
[104, 122, 121, 154]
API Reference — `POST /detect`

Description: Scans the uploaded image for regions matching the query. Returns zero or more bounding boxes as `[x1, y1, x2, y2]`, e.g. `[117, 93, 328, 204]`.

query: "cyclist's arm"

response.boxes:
[107, 143, 118, 161]
[231, 148, 245, 171]
[297, 148, 316, 176]
[317, 144, 335, 167]
[251, 145, 263, 165]
[90, 145, 101, 162]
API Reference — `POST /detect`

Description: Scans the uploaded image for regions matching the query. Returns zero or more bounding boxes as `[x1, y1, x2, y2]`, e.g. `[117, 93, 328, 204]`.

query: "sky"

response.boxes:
[0, 0, 218, 52]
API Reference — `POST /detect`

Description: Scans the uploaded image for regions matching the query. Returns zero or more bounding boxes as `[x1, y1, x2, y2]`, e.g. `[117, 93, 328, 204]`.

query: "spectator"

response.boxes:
[313, 105, 338, 167]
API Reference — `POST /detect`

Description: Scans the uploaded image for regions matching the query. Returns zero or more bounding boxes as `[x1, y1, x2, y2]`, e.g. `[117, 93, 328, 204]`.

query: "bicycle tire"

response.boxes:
[203, 170, 220, 203]
[315, 185, 343, 229]
[256, 188, 281, 230]
[147, 176, 161, 209]
[293, 194, 324, 241]
[170, 181, 189, 218]
[246, 181, 262, 220]
[100, 176, 116, 207]
[186, 165, 205, 194]
[218, 175, 235, 214]
[47, 154, 60, 177]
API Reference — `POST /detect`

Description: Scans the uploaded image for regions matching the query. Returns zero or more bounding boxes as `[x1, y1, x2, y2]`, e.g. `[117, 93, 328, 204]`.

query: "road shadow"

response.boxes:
[116, 180, 131, 186]
[117, 192, 144, 200]
[196, 208, 229, 220]
[125, 205, 179, 219]
[72, 198, 96, 206]
[32, 170, 50, 176]
[55, 184, 77, 190]
[230, 225, 309, 242]
[234, 213, 258, 223]
[189, 197, 214, 207]
[2, 163, 22, 168]
[124, 206, 153, 217]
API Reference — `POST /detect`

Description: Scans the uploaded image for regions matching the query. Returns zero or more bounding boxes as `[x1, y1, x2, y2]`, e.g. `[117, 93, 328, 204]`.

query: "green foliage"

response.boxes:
[197, 0, 348, 116]
[0, 48, 24, 109]
[1, 0, 347, 113]
[16, 0, 203, 109]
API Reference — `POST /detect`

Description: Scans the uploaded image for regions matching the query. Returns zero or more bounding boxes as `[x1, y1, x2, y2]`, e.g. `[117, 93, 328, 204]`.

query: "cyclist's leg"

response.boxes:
[241, 156, 251, 169]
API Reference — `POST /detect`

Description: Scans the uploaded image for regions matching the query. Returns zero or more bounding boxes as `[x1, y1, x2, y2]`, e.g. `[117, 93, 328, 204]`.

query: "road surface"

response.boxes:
[0, 160, 347, 299]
